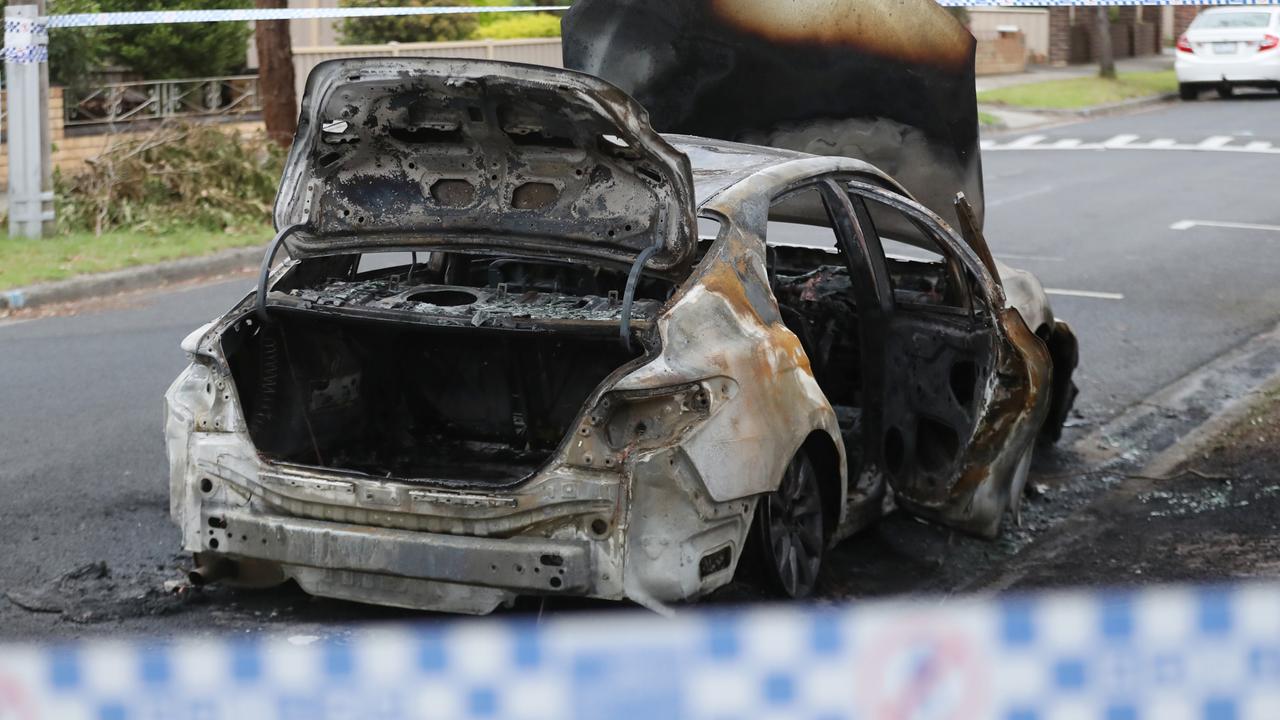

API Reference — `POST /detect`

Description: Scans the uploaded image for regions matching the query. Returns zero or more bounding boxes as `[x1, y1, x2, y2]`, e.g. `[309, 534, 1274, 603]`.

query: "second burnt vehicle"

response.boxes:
[164, 58, 1078, 614]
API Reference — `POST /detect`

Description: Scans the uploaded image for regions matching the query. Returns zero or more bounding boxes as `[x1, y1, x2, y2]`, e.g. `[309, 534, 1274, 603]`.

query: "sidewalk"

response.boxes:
[976, 52, 1174, 93]
[978, 52, 1176, 131]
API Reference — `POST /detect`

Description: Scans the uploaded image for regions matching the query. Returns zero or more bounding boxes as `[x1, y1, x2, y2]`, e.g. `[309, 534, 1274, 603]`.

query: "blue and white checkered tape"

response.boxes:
[1, 583, 1279, 720]
[1, 44, 46, 64]
[3, 16, 46, 64]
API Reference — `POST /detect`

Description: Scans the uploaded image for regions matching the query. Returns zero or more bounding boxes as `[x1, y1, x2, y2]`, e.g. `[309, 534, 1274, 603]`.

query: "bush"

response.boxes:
[471, 13, 561, 40]
[339, 0, 478, 44]
[100, 0, 252, 79]
[56, 123, 285, 235]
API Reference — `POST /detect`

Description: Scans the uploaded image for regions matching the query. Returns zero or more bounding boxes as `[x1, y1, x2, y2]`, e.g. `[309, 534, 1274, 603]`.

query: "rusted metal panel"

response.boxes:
[564, 0, 985, 232]
[274, 58, 698, 276]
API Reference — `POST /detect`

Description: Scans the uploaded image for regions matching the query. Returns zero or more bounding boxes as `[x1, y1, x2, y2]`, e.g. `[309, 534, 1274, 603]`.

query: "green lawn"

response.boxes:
[979, 111, 1002, 127]
[0, 225, 270, 291]
[977, 70, 1178, 110]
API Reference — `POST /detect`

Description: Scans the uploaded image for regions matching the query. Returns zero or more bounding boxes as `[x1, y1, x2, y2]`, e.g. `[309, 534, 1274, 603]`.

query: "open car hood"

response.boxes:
[563, 0, 984, 232]
[274, 59, 698, 274]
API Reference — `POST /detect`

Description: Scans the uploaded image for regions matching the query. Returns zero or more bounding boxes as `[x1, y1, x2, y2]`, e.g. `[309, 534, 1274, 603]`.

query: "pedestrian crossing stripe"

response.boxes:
[983, 135, 1280, 155]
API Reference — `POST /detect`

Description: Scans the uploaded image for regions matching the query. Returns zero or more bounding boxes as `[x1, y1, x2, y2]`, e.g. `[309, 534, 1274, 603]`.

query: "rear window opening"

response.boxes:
[1191, 11, 1274, 29]
[343, 250, 675, 301]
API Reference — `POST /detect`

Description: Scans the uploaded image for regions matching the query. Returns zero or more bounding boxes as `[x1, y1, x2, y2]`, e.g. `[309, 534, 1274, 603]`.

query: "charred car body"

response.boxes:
[165, 52, 1077, 612]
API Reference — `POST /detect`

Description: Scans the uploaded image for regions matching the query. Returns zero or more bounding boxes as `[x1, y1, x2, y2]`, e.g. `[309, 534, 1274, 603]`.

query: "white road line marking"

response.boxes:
[1045, 288, 1126, 300]
[1170, 220, 1280, 234]
[1004, 134, 1047, 149]
[1102, 134, 1140, 148]
[1198, 135, 1234, 150]
[987, 185, 1055, 208]
[998, 253, 1065, 263]
[984, 137, 1280, 155]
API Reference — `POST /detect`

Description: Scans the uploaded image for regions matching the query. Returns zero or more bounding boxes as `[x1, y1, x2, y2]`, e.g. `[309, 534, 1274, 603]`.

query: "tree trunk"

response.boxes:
[1095, 7, 1117, 79]
[255, 0, 298, 147]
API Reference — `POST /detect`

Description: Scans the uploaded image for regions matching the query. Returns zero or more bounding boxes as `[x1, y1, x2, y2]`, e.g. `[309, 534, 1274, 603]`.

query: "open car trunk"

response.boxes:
[224, 308, 643, 486]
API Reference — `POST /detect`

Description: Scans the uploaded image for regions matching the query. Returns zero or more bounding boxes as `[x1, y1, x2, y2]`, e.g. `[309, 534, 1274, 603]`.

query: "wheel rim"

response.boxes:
[762, 453, 824, 598]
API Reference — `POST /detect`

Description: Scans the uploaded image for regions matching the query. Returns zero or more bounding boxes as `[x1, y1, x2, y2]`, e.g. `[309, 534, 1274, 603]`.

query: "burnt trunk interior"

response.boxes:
[226, 311, 641, 485]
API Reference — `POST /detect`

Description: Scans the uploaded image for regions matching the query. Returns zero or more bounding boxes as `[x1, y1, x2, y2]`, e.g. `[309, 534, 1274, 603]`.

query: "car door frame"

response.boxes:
[836, 178, 1051, 538]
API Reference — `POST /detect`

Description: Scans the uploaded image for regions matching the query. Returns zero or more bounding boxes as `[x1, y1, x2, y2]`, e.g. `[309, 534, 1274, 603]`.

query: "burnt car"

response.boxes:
[164, 59, 1077, 614]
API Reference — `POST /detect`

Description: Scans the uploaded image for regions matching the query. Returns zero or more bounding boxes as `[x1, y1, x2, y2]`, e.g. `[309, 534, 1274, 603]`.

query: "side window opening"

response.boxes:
[694, 216, 724, 262]
[857, 193, 970, 312]
[766, 186, 840, 255]
[766, 185, 865, 476]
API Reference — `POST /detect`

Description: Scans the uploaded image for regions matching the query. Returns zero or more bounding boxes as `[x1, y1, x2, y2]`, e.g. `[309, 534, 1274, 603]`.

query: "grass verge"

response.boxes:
[977, 70, 1177, 110]
[0, 225, 270, 291]
[979, 111, 1003, 127]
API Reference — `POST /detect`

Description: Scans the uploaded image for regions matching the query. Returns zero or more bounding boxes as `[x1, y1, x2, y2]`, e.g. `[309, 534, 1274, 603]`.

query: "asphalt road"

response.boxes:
[3, 94, 1279, 639]
[982, 94, 1280, 421]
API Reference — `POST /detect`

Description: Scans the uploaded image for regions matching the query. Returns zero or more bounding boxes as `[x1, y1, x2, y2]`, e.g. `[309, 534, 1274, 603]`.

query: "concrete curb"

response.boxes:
[964, 318, 1280, 594]
[0, 245, 265, 311]
[993, 92, 1178, 118]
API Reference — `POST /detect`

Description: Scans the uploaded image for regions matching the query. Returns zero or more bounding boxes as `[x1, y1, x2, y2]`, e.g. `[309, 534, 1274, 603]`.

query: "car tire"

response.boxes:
[1217, 84, 1234, 99]
[1179, 83, 1198, 101]
[747, 449, 826, 599]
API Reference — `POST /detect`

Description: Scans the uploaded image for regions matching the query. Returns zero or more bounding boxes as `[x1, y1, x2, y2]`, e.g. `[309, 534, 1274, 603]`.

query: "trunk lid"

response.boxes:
[274, 58, 698, 275]
[1186, 11, 1277, 50]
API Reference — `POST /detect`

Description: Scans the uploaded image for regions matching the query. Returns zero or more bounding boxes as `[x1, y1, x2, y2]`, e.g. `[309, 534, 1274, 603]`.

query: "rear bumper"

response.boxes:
[166, 361, 758, 614]
[208, 511, 593, 594]
[1176, 52, 1280, 84]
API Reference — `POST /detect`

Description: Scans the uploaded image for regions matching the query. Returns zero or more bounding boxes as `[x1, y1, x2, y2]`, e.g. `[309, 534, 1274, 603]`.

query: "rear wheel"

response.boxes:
[749, 450, 825, 599]
[1217, 84, 1234, 99]
[1179, 83, 1199, 101]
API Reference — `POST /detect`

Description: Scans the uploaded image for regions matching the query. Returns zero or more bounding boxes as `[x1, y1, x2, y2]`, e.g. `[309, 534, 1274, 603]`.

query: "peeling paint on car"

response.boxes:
[164, 55, 1077, 615]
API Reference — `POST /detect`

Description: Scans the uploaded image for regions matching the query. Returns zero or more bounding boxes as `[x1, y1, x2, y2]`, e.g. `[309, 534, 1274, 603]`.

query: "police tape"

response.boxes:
[1, 583, 1279, 720]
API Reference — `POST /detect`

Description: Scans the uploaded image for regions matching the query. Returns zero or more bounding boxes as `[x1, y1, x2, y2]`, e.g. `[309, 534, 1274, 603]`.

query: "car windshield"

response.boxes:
[1191, 12, 1273, 29]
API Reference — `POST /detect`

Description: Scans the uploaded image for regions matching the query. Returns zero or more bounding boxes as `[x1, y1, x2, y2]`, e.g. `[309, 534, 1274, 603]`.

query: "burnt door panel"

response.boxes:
[879, 310, 998, 508]
[848, 187, 1007, 532]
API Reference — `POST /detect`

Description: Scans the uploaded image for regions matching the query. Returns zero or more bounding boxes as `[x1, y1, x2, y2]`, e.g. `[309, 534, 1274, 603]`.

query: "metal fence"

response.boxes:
[51, 39, 564, 133]
[63, 75, 262, 130]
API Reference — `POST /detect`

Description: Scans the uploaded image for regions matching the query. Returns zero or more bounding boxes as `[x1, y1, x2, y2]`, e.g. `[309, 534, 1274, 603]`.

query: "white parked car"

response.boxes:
[1176, 6, 1280, 99]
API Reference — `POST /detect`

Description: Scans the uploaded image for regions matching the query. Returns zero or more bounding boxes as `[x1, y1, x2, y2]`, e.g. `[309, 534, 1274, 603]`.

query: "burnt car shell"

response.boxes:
[163, 58, 1077, 615]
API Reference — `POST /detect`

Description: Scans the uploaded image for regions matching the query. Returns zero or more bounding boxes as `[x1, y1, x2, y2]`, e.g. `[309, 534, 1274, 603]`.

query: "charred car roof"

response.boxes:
[667, 134, 905, 211]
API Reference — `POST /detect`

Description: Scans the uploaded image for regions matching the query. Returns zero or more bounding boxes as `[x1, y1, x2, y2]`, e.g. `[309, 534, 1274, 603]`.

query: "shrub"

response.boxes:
[99, 0, 253, 79]
[339, 0, 477, 44]
[56, 122, 285, 235]
[0, 0, 107, 89]
[471, 13, 561, 40]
